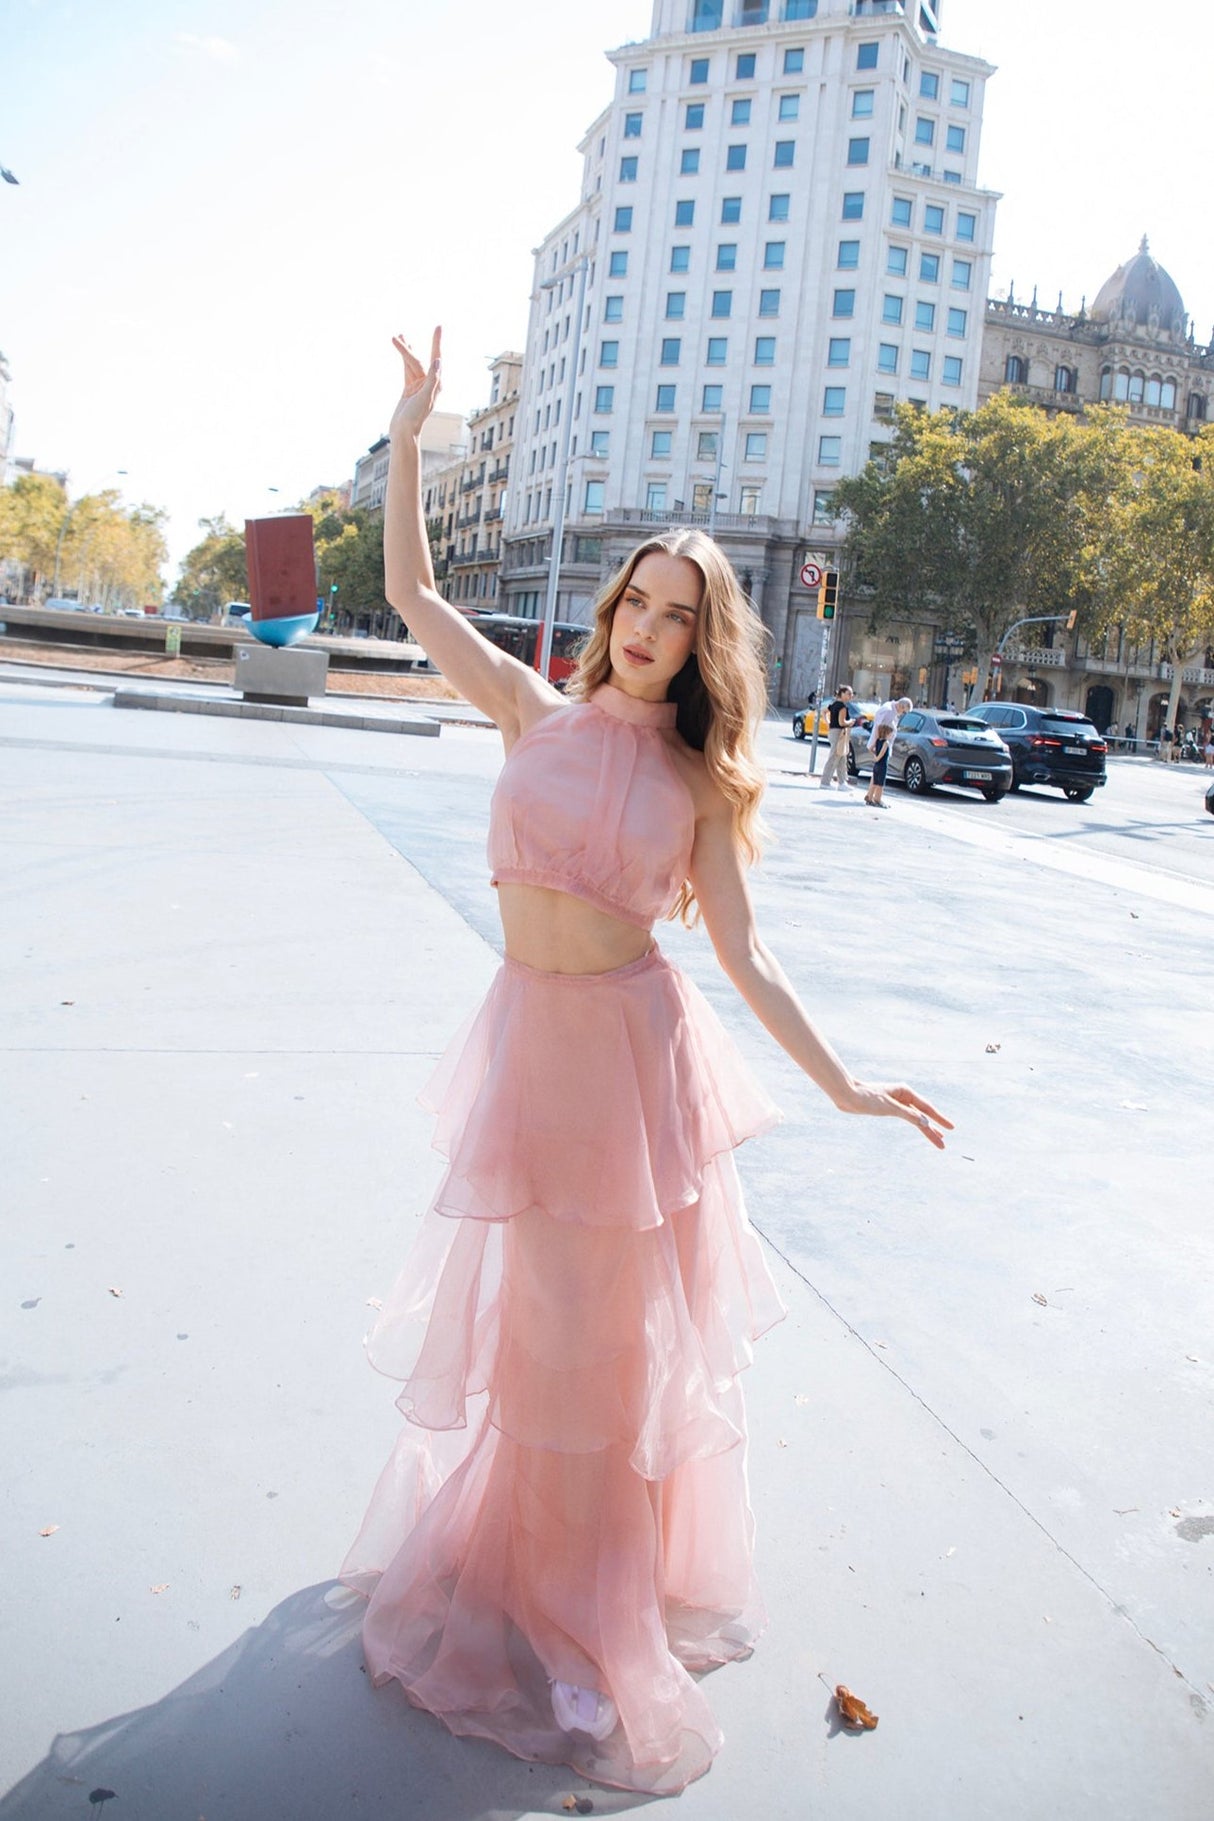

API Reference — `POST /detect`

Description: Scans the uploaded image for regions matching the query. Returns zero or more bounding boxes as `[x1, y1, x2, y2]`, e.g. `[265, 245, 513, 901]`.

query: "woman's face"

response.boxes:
[608, 552, 702, 699]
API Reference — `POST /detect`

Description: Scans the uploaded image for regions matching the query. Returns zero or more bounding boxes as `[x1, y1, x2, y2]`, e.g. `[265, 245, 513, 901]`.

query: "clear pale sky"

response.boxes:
[2, 0, 1208, 579]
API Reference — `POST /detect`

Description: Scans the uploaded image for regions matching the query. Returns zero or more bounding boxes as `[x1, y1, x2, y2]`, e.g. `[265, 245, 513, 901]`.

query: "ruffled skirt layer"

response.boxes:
[341, 948, 784, 1794]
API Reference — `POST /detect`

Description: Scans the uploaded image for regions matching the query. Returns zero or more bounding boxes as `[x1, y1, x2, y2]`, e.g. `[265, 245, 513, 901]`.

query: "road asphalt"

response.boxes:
[1, 674, 1211, 1820]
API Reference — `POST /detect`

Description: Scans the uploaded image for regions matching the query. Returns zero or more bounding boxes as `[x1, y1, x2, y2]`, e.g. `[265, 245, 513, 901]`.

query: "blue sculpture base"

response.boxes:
[246, 611, 320, 648]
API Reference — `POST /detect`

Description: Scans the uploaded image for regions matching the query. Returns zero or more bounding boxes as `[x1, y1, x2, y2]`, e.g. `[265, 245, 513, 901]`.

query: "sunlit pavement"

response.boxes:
[1, 679, 1210, 1820]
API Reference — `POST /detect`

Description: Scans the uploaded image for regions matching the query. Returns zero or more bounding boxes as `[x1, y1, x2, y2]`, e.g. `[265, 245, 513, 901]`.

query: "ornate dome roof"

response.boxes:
[1091, 237, 1187, 341]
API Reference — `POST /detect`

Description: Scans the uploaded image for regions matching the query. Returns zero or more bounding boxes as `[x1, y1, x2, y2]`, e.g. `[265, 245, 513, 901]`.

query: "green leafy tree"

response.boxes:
[0, 472, 69, 591]
[172, 515, 249, 617]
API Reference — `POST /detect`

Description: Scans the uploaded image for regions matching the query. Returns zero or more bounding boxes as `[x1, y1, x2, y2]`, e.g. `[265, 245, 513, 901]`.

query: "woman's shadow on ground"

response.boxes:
[0, 1583, 655, 1821]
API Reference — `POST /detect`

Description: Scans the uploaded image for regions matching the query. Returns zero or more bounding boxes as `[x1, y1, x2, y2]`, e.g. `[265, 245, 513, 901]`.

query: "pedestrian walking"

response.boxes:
[340, 328, 951, 1796]
[1157, 725, 1173, 762]
[818, 683, 855, 790]
[863, 696, 911, 808]
[1204, 735, 1214, 769]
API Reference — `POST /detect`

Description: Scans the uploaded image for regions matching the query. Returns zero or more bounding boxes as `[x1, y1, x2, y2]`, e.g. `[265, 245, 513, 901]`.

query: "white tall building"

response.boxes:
[501, 0, 997, 703]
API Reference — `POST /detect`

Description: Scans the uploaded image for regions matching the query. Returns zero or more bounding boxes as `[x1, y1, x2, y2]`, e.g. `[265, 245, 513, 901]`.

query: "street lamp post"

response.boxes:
[537, 256, 589, 683]
[707, 415, 727, 538]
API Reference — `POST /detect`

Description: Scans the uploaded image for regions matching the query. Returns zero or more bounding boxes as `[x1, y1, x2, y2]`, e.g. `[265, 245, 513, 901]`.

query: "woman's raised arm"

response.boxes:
[384, 328, 560, 740]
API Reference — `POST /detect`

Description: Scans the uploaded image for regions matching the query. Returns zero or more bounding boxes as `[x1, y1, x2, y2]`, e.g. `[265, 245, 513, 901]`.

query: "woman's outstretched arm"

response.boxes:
[384, 327, 560, 740]
[688, 797, 952, 1148]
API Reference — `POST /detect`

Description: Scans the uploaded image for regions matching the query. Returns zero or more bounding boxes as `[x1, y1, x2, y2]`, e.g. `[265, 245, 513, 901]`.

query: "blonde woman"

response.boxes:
[341, 330, 951, 1795]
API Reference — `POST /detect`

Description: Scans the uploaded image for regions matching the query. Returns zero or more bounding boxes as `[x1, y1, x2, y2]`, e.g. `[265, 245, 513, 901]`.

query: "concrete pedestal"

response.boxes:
[235, 642, 328, 707]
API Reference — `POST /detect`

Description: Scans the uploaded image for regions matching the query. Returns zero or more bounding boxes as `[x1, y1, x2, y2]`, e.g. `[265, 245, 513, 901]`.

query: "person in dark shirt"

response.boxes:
[818, 684, 855, 790]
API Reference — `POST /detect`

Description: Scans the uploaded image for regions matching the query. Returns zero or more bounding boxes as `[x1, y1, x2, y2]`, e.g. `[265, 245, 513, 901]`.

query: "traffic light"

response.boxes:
[816, 569, 840, 622]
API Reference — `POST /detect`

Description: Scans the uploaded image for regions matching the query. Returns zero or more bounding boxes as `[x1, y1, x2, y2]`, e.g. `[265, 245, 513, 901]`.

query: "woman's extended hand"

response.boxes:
[835, 1080, 953, 1150]
[389, 326, 442, 442]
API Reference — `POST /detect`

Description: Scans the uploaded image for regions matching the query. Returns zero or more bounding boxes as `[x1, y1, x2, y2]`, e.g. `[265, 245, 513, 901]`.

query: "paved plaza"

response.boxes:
[1, 674, 1211, 1820]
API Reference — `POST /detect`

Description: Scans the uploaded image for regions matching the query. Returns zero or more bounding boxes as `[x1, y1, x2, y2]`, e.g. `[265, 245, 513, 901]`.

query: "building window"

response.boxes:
[647, 481, 668, 513]
[887, 245, 908, 275]
[660, 337, 681, 365]
[609, 250, 628, 276]
[628, 68, 647, 92]
[878, 343, 899, 373]
[689, 54, 710, 81]
[924, 203, 945, 234]
[838, 239, 860, 268]
[702, 384, 724, 410]
[892, 196, 912, 227]
[914, 117, 935, 145]
[670, 245, 691, 272]
[1187, 392, 1206, 420]
[697, 431, 718, 459]
[675, 199, 695, 226]
[951, 77, 971, 106]
[942, 355, 963, 387]
[666, 291, 686, 318]
[623, 112, 642, 138]
[685, 102, 705, 129]
[731, 98, 752, 126]
[619, 156, 638, 181]
[739, 484, 762, 515]
[1127, 370, 1145, 403]
[726, 143, 748, 171]
[711, 290, 733, 317]
[784, 47, 806, 73]
[857, 41, 878, 69]
[943, 170, 962, 184]
[770, 192, 791, 221]
[604, 296, 623, 322]
[680, 148, 700, 174]
[590, 430, 609, 457]
[778, 94, 800, 121]
[758, 287, 781, 316]
[774, 140, 796, 167]
[1159, 379, 1177, 409]
[736, 52, 756, 77]
[655, 384, 676, 412]
[594, 386, 614, 412]
[754, 336, 776, 364]
[812, 488, 836, 524]
[946, 124, 966, 153]
[784, 0, 815, 17]
[823, 385, 845, 416]
[920, 71, 939, 99]
[744, 432, 767, 460]
[833, 289, 855, 317]
[847, 137, 869, 165]
[717, 242, 738, 270]
[651, 429, 673, 457]
[818, 435, 842, 465]
[600, 340, 619, 367]
[827, 337, 850, 366]
[956, 211, 976, 243]
[873, 391, 895, 420]
[882, 295, 903, 324]
[851, 89, 874, 118]
[952, 258, 972, 289]
[842, 191, 865, 220]
[584, 480, 605, 513]
[614, 207, 632, 232]
[750, 383, 772, 411]
[920, 252, 940, 282]
[947, 307, 967, 336]
[706, 336, 728, 364]
[910, 349, 931, 380]
[1055, 365, 1076, 394]
[1099, 367, 1112, 401]
[692, 481, 713, 513]
[721, 195, 743, 222]
[915, 301, 935, 331]
[1004, 354, 1026, 384]
[764, 240, 786, 269]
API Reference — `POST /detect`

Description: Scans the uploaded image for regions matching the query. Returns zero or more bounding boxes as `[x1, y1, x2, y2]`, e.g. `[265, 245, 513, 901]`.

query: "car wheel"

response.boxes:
[982, 787, 1007, 803]
[903, 756, 929, 794]
[792, 716, 806, 740]
[1064, 785, 1094, 803]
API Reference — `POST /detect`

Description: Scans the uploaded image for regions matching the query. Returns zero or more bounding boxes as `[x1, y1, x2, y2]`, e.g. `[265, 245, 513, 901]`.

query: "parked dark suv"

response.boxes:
[965, 703, 1107, 800]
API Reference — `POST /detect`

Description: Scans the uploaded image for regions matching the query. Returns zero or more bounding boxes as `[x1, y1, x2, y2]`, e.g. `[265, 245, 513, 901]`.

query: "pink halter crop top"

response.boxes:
[488, 684, 696, 929]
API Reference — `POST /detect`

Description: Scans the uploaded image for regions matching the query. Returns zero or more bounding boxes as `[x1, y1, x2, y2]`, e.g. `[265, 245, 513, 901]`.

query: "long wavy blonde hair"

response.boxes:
[567, 528, 771, 924]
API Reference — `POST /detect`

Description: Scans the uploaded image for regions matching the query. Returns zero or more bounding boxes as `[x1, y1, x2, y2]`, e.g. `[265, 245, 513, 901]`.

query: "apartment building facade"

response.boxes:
[501, 0, 997, 704]
[424, 353, 523, 611]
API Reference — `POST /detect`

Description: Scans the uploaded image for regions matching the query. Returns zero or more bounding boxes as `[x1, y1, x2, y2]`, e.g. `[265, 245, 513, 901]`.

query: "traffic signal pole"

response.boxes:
[807, 624, 831, 776]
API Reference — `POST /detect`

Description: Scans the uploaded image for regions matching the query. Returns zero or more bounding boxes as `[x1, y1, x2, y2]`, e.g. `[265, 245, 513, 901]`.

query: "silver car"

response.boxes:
[849, 708, 1013, 802]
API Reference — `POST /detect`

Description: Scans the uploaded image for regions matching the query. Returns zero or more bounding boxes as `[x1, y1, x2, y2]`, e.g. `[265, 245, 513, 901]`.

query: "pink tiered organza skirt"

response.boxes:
[340, 947, 785, 1794]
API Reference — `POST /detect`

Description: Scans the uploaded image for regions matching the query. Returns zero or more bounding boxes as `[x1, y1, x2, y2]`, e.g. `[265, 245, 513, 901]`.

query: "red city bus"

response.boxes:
[463, 613, 589, 685]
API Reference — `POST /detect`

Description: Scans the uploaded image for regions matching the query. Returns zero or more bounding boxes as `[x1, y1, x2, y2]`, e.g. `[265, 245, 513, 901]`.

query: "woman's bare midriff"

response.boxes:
[496, 882, 655, 975]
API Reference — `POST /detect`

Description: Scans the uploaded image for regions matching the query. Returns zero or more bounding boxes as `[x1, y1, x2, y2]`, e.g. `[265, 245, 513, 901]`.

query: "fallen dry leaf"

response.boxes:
[794, 1393, 810, 1406]
[365, 1297, 383, 1310]
[229, 1585, 242, 1600]
[60, 1000, 75, 1006]
[150, 1583, 169, 1595]
[835, 1685, 878, 1730]
[107, 1287, 123, 1298]
[39, 1524, 59, 1538]
[984, 1042, 1001, 1054]
[776, 1437, 787, 1449]
[1032, 1292, 1048, 1307]
[561, 1798, 595, 1815]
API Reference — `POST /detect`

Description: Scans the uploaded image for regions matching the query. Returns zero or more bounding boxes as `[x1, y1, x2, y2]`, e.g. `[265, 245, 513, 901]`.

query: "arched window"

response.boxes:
[1004, 354, 1026, 385]
[1099, 366, 1112, 401]
[1127, 370, 1145, 403]
[1054, 365, 1075, 394]
[1160, 379, 1177, 411]
[1113, 368, 1130, 402]
[1188, 392, 1207, 421]
[1145, 377, 1162, 408]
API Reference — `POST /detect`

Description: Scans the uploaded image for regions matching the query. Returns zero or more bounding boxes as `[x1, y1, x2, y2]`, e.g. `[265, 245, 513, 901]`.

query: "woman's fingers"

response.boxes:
[886, 1084, 954, 1129]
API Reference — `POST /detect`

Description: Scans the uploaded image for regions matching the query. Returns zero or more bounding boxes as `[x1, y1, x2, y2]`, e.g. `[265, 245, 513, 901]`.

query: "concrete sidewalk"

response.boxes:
[1, 685, 1210, 1820]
